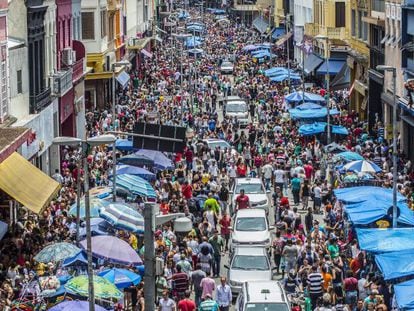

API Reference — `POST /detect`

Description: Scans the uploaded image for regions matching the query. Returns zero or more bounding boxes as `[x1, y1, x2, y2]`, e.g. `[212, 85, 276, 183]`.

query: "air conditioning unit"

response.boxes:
[49, 76, 60, 95]
[62, 48, 73, 66]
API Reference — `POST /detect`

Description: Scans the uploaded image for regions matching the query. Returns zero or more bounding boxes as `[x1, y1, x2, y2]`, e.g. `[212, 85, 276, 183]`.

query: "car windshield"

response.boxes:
[246, 303, 290, 311]
[227, 104, 246, 112]
[208, 141, 230, 150]
[236, 217, 266, 231]
[235, 183, 264, 194]
[231, 255, 269, 270]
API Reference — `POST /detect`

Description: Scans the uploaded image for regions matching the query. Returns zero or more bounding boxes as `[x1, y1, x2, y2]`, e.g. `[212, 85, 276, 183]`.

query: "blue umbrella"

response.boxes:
[112, 174, 156, 198]
[49, 300, 107, 311]
[343, 160, 382, 173]
[99, 203, 145, 233]
[118, 154, 154, 167]
[110, 164, 156, 181]
[296, 102, 323, 110]
[0, 220, 7, 241]
[34, 242, 80, 263]
[135, 149, 174, 170]
[115, 139, 135, 151]
[69, 198, 109, 219]
[285, 91, 325, 103]
[98, 268, 142, 289]
[62, 250, 88, 267]
[78, 218, 111, 238]
[336, 151, 364, 162]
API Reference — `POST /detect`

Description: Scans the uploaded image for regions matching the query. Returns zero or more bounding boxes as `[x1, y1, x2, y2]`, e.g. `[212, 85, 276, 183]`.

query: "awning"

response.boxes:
[0, 152, 60, 214]
[303, 53, 324, 74]
[252, 16, 269, 34]
[141, 49, 153, 58]
[316, 59, 346, 75]
[330, 63, 350, 90]
[272, 27, 285, 40]
[116, 71, 130, 89]
[275, 32, 292, 47]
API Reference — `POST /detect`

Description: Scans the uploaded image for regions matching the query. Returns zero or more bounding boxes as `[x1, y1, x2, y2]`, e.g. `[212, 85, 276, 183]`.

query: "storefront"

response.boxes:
[60, 89, 75, 137]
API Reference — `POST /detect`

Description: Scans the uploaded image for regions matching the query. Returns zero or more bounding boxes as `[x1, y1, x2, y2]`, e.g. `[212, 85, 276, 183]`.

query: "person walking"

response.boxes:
[200, 271, 216, 300]
[191, 263, 206, 307]
[216, 277, 232, 311]
[307, 265, 324, 310]
[291, 174, 302, 205]
[198, 294, 219, 311]
[209, 230, 224, 277]
[177, 290, 196, 311]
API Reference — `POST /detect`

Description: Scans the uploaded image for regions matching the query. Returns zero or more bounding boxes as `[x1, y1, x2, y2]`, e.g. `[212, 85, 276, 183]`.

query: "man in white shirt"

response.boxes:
[261, 162, 273, 192]
[159, 289, 176, 311]
[216, 277, 232, 311]
[274, 166, 285, 192]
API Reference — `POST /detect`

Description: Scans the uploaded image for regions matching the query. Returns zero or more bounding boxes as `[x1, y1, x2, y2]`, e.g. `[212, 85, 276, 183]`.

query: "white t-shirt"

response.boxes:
[274, 169, 285, 183]
[159, 297, 176, 311]
[262, 164, 273, 179]
[313, 186, 322, 199]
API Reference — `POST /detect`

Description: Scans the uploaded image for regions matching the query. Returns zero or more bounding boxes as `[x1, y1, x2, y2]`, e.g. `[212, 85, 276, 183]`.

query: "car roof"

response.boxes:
[233, 246, 267, 256]
[235, 177, 262, 184]
[244, 281, 287, 303]
[235, 208, 266, 217]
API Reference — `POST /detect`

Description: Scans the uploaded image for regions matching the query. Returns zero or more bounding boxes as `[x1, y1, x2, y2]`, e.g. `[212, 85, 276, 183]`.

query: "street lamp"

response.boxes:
[376, 65, 398, 228]
[315, 34, 331, 144]
[52, 134, 117, 311]
[111, 60, 131, 202]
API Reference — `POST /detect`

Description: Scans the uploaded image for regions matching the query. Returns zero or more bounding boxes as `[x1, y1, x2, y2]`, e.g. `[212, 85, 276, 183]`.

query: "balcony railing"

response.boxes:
[30, 87, 51, 114]
[305, 23, 348, 40]
[233, 4, 258, 11]
[51, 69, 73, 97]
[72, 58, 85, 83]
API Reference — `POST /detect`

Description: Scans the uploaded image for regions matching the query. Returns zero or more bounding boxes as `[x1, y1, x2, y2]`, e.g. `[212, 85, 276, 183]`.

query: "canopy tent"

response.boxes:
[252, 50, 276, 59]
[285, 91, 325, 103]
[394, 279, 414, 310]
[269, 74, 301, 82]
[334, 186, 407, 204]
[0, 152, 60, 214]
[264, 67, 288, 75]
[296, 102, 324, 110]
[186, 25, 206, 33]
[345, 201, 414, 226]
[375, 250, 414, 280]
[289, 107, 340, 119]
[356, 228, 414, 253]
[298, 122, 349, 136]
[242, 44, 262, 52]
[316, 60, 346, 75]
[115, 139, 134, 151]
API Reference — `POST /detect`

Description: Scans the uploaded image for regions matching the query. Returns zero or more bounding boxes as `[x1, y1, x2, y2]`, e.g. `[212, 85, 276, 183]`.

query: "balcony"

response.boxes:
[232, 4, 258, 11]
[30, 88, 51, 114]
[72, 58, 86, 83]
[51, 69, 73, 97]
[304, 23, 348, 40]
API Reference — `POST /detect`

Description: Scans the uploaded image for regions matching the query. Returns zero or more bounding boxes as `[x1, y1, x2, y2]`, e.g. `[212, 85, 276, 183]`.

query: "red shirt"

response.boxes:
[184, 149, 193, 162]
[178, 298, 196, 311]
[219, 216, 231, 235]
[236, 194, 250, 210]
[304, 164, 313, 179]
[182, 184, 193, 199]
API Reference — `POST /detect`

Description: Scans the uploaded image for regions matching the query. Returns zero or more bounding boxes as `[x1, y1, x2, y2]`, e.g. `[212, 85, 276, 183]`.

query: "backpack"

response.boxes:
[201, 245, 210, 256]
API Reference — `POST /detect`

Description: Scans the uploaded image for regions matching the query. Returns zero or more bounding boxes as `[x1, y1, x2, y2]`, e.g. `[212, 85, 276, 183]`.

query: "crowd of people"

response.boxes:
[0, 4, 413, 311]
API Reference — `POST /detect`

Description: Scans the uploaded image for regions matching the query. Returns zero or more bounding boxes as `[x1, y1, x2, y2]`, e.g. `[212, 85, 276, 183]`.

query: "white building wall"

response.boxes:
[8, 42, 29, 120]
[44, 0, 57, 87]
[81, 0, 108, 54]
[293, 0, 313, 65]
[126, 0, 138, 38]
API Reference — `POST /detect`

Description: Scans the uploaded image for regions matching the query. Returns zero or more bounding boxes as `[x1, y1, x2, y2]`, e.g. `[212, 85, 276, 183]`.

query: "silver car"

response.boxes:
[224, 246, 275, 295]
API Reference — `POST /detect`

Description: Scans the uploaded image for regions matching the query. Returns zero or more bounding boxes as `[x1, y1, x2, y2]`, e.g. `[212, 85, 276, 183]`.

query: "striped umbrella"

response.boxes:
[89, 186, 112, 199]
[112, 174, 156, 199]
[99, 203, 144, 234]
[68, 198, 109, 219]
[65, 275, 123, 299]
[343, 160, 382, 174]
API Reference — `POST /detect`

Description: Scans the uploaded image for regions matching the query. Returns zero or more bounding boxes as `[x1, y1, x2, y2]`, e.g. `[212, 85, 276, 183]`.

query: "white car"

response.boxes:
[235, 281, 290, 311]
[220, 61, 234, 74]
[225, 246, 274, 295]
[224, 101, 249, 127]
[230, 209, 273, 250]
[231, 178, 269, 214]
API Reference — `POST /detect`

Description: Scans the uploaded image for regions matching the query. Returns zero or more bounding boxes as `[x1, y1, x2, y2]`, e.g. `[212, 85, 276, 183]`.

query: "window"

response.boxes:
[351, 10, 356, 36]
[17, 70, 22, 94]
[358, 10, 363, 39]
[100, 9, 107, 38]
[373, 0, 385, 12]
[81, 12, 94, 40]
[363, 12, 368, 41]
[108, 14, 114, 41]
[335, 2, 346, 27]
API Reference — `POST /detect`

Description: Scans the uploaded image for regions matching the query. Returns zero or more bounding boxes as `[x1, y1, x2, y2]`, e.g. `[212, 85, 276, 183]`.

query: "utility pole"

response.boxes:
[143, 202, 155, 309]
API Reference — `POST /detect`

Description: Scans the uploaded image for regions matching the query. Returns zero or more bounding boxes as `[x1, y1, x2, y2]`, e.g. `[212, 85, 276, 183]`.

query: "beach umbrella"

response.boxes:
[69, 198, 108, 219]
[135, 149, 174, 170]
[118, 154, 154, 167]
[110, 164, 156, 181]
[0, 220, 7, 241]
[343, 173, 358, 183]
[89, 186, 112, 199]
[98, 268, 142, 289]
[49, 300, 107, 311]
[99, 203, 145, 234]
[62, 250, 88, 267]
[80, 235, 143, 265]
[188, 48, 204, 55]
[343, 160, 382, 174]
[112, 174, 156, 198]
[34, 242, 80, 263]
[115, 139, 135, 151]
[78, 218, 111, 238]
[65, 275, 123, 299]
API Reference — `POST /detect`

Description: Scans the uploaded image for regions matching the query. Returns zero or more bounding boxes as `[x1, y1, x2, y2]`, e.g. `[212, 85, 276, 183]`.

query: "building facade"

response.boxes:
[0, 0, 8, 124]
